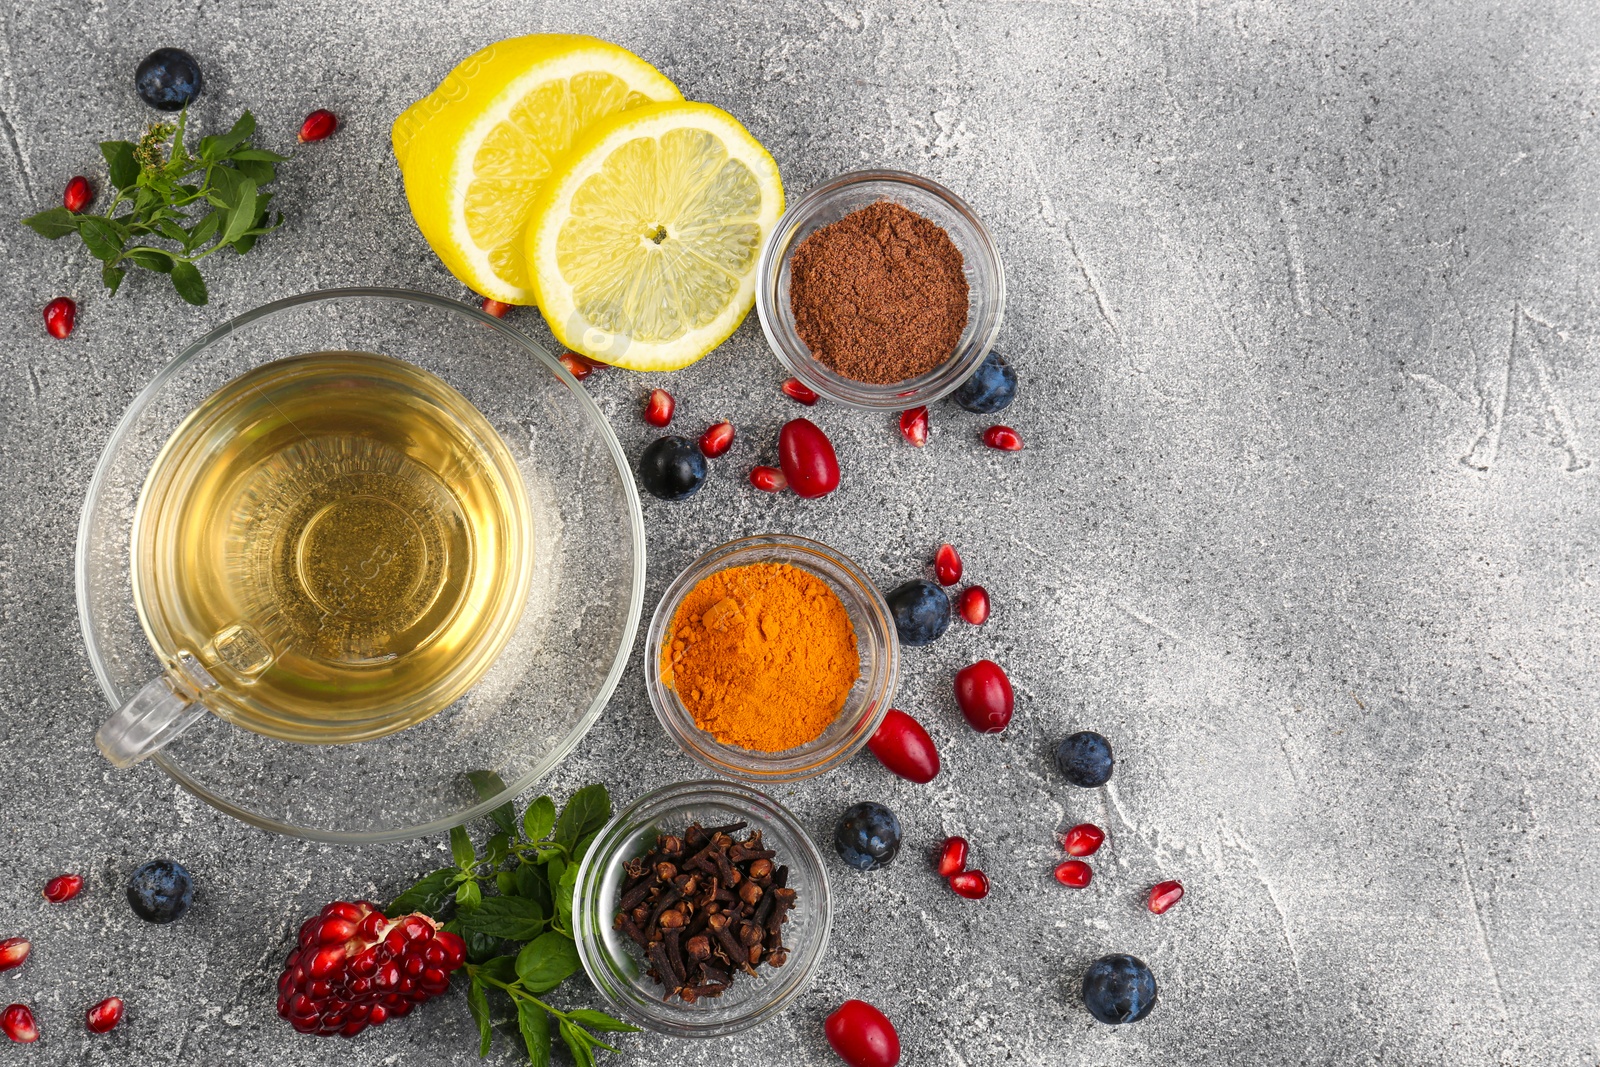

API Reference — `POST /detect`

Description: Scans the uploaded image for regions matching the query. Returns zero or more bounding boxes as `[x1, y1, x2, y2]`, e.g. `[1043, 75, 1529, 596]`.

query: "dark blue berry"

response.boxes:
[1082, 954, 1157, 1024]
[126, 858, 193, 923]
[834, 801, 901, 871]
[638, 436, 707, 500]
[135, 49, 203, 112]
[885, 579, 950, 647]
[952, 349, 1016, 414]
[1056, 731, 1114, 787]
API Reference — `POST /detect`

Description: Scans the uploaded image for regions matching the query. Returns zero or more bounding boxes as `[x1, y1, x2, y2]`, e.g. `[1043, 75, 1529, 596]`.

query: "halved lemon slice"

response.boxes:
[526, 101, 784, 371]
[392, 35, 680, 304]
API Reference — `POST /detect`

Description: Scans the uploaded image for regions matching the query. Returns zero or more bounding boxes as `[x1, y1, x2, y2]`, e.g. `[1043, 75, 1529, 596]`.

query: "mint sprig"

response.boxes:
[21, 109, 285, 306]
[391, 781, 637, 1064]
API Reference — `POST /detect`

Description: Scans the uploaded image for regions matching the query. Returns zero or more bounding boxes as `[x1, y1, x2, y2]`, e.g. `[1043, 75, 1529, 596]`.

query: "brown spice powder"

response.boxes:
[788, 201, 969, 385]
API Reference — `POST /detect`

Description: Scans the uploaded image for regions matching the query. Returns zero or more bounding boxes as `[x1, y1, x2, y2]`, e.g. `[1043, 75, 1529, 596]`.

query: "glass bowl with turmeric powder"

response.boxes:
[645, 534, 899, 782]
[755, 169, 1006, 409]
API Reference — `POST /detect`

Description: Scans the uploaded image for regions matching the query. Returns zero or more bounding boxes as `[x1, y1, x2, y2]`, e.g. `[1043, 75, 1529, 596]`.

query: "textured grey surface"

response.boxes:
[1, 0, 1598, 1063]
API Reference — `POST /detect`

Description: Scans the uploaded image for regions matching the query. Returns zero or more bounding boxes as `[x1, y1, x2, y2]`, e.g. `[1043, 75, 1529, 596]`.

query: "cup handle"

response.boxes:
[95, 651, 217, 768]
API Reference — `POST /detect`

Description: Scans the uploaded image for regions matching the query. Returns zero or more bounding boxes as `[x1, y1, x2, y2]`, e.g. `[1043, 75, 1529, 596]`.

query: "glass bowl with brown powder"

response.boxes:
[755, 169, 1006, 409]
[644, 534, 900, 782]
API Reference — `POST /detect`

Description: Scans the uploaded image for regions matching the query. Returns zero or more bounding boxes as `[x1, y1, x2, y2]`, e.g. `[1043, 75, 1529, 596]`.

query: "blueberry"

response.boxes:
[637, 436, 707, 501]
[885, 579, 950, 647]
[135, 48, 203, 112]
[952, 349, 1017, 414]
[834, 801, 900, 871]
[1056, 731, 1114, 787]
[126, 858, 193, 923]
[1081, 954, 1157, 1024]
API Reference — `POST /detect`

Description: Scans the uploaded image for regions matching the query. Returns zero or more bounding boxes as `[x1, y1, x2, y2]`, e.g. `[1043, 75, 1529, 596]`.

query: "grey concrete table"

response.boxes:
[2, 1, 1597, 1063]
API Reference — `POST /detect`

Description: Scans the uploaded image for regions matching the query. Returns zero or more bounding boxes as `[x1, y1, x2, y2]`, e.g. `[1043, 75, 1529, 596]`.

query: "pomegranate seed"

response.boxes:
[2, 1004, 37, 1043]
[85, 996, 124, 1034]
[824, 1000, 900, 1067]
[866, 708, 940, 783]
[778, 418, 840, 498]
[0, 939, 29, 973]
[780, 377, 819, 405]
[899, 406, 928, 447]
[1054, 859, 1093, 888]
[948, 869, 990, 900]
[953, 659, 1014, 733]
[934, 543, 963, 585]
[643, 388, 675, 427]
[936, 836, 969, 878]
[983, 425, 1023, 451]
[559, 352, 593, 380]
[44, 874, 83, 903]
[1063, 823, 1106, 857]
[43, 297, 75, 339]
[480, 298, 511, 318]
[63, 175, 93, 213]
[1148, 879, 1185, 914]
[957, 585, 990, 624]
[699, 420, 734, 458]
[749, 465, 787, 492]
[298, 109, 338, 143]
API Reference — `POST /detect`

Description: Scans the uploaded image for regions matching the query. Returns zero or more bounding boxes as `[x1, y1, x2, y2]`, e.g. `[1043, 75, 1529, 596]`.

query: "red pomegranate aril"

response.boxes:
[699, 420, 735, 458]
[435, 931, 466, 967]
[2, 1004, 37, 1043]
[43, 296, 76, 339]
[749, 465, 787, 492]
[1054, 860, 1093, 888]
[423, 943, 446, 966]
[309, 945, 346, 978]
[780, 377, 819, 405]
[44, 873, 84, 903]
[319, 918, 358, 943]
[936, 836, 969, 878]
[85, 996, 124, 1034]
[953, 659, 1014, 733]
[644, 388, 675, 427]
[948, 869, 990, 900]
[322, 902, 363, 922]
[559, 352, 593, 380]
[934, 543, 962, 585]
[898, 406, 928, 447]
[1148, 879, 1185, 914]
[866, 708, 940, 783]
[0, 938, 30, 973]
[1063, 823, 1106, 857]
[298, 109, 338, 143]
[403, 955, 424, 977]
[956, 585, 990, 624]
[982, 425, 1023, 451]
[778, 417, 840, 498]
[824, 999, 901, 1067]
[481, 297, 511, 318]
[63, 174, 94, 213]
[357, 912, 385, 940]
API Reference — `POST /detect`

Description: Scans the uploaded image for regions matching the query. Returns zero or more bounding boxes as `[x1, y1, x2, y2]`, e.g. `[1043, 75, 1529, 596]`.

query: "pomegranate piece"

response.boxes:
[44, 874, 84, 903]
[0, 939, 30, 973]
[866, 708, 940, 783]
[559, 352, 594, 380]
[1148, 880, 1185, 915]
[824, 999, 901, 1067]
[1054, 860, 1093, 888]
[1, 1004, 37, 1043]
[63, 175, 93, 213]
[643, 388, 675, 428]
[898, 406, 928, 447]
[43, 297, 76, 339]
[935, 836, 969, 878]
[778, 418, 840, 498]
[953, 659, 1014, 733]
[781, 377, 819, 405]
[480, 297, 511, 318]
[85, 996, 124, 1034]
[277, 901, 466, 1038]
[948, 869, 990, 900]
[934, 543, 962, 585]
[956, 585, 990, 625]
[1064, 823, 1106, 857]
[749, 465, 787, 492]
[982, 425, 1023, 451]
[298, 109, 338, 143]
[699, 420, 735, 458]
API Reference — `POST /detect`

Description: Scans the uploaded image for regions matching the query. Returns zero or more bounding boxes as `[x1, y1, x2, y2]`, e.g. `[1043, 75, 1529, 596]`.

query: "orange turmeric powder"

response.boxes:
[662, 562, 860, 752]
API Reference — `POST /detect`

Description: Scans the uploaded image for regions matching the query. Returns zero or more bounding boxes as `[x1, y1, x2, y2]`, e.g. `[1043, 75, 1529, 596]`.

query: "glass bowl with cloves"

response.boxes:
[572, 779, 832, 1037]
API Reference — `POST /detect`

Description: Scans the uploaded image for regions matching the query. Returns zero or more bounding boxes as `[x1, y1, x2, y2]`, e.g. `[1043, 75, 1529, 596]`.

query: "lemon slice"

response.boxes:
[392, 35, 680, 304]
[526, 101, 784, 371]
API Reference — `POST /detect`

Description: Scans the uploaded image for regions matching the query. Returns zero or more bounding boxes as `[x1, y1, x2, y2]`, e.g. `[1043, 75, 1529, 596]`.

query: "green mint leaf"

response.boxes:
[486, 832, 510, 868]
[513, 932, 580, 994]
[170, 259, 207, 305]
[496, 871, 515, 897]
[522, 796, 557, 842]
[562, 1009, 639, 1034]
[450, 825, 475, 870]
[100, 141, 139, 188]
[229, 158, 276, 186]
[77, 216, 124, 263]
[544, 857, 565, 900]
[124, 248, 174, 273]
[514, 861, 552, 911]
[556, 861, 578, 934]
[388, 868, 456, 917]
[465, 770, 515, 836]
[229, 148, 289, 162]
[449, 895, 545, 941]
[558, 1020, 596, 1067]
[102, 264, 125, 294]
[478, 954, 517, 984]
[21, 207, 80, 239]
[455, 879, 482, 909]
[516, 1000, 552, 1067]
[188, 209, 221, 250]
[155, 218, 189, 245]
[220, 178, 257, 248]
[466, 976, 492, 1058]
[572, 829, 602, 866]
[554, 784, 610, 847]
